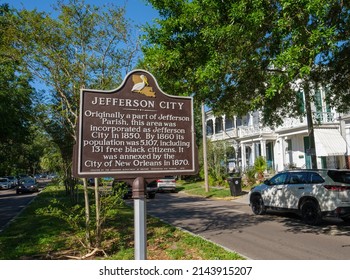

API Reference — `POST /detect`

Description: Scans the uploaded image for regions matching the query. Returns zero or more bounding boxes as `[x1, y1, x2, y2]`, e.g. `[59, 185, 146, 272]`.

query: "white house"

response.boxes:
[206, 86, 350, 173]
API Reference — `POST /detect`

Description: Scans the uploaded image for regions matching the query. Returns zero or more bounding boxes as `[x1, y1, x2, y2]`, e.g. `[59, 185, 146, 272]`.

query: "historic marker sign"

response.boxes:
[74, 69, 198, 178]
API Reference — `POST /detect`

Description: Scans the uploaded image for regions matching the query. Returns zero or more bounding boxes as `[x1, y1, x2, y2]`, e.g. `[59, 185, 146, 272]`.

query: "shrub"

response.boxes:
[254, 156, 267, 181]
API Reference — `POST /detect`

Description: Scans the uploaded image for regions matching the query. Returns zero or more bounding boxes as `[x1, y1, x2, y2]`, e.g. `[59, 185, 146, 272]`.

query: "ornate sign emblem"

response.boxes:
[131, 74, 155, 97]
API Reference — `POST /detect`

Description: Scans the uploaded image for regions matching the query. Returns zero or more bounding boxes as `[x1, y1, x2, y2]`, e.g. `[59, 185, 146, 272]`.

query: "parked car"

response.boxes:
[4, 176, 18, 188]
[16, 178, 39, 194]
[87, 178, 104, 186]
[248, 169, 350, 225]
[112, 180, 157, 199]
[0, 178, 11, 190]
[47, 173, 58, 180]
[156, 176, 177, 192]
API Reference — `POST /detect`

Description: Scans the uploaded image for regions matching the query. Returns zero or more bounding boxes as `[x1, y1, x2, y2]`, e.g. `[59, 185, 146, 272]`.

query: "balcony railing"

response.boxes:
[238, 126, 273, 138]
[277, 112, 336, 131]
[207, 111, 337, 140]
[208, 128, 238, 141]
[278, 116, 307, 130]
[313, 112, 335, 124]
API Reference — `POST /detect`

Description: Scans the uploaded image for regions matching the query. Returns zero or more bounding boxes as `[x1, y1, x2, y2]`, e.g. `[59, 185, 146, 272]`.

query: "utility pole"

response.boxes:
[202, 102, 209, 192]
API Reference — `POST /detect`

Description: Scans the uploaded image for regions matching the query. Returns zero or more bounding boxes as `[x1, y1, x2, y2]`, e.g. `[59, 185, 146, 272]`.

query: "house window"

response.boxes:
[324, 87, 333, 122]
[314, 89, 323, 122]
[215, 117, 223, 133]
[297, 90, 305, 113]
[225, 117, 234, 130]
[206, 120, 213, 135]
[315, 89, 323, 112]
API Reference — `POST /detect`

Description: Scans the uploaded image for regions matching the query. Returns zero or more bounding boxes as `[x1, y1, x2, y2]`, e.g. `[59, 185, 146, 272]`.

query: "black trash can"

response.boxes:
[228, 177, 242, 196]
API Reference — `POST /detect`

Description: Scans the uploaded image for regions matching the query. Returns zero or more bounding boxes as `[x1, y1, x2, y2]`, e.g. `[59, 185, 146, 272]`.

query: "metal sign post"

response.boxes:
[133, 177, 147, 260]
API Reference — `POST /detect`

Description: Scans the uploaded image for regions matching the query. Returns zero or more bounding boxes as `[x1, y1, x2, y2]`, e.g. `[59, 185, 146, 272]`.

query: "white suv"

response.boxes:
[248, 169, 350, 225]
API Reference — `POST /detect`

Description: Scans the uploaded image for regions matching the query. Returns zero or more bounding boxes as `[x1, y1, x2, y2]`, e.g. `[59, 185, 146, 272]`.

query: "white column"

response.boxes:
[241, 143, 246, 170]
[251, 143, 255, 166]
[260, 139, 267, 158]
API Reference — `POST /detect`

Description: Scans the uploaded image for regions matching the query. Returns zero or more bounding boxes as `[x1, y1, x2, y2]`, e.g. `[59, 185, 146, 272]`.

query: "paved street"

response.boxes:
[0, 180, 48, 232]
[0, 189, 39, 232]
[146, 192, 350, 260]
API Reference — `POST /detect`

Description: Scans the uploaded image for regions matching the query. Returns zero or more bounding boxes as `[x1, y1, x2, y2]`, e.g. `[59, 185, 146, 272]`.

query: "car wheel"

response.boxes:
[300, 200, 321, 225]
[250, 195, 266, 215]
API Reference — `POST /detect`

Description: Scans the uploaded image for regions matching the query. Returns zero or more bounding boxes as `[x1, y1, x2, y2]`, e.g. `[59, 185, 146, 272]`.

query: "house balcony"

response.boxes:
[313, 111, 336, 124]
[207, 128, 238, 141]
[277, 112, 337, 132]
[277, 116, 307, 131]
[238, 126, 274, 138]
[206, 112, 338, 141]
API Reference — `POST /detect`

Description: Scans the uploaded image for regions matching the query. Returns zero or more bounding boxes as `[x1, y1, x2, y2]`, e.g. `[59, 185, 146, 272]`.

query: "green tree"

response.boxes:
[142, 0, 347, 168]
[13, 0, 138, 159]
[10, 0, 139, 255]
[199, 139, 230, 186]
[0, 4, 36, 175]
[320, 1, 350, 112]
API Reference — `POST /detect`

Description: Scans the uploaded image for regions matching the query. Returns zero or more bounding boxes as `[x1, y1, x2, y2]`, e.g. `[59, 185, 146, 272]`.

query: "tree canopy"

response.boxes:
[6, 0, 140, 179]
[141, 0, 350, 126]
[0, 4, 37, 175]
[14, 0, 138, 140]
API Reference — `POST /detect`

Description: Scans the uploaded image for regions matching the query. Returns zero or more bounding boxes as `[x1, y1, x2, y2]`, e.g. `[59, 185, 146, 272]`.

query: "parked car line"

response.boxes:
[0, 178, 11, 190]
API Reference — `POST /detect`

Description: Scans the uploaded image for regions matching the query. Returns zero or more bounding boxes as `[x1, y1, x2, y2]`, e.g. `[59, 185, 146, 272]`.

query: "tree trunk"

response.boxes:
[304, 83, 318, 169]
[82, 178, 91, 248]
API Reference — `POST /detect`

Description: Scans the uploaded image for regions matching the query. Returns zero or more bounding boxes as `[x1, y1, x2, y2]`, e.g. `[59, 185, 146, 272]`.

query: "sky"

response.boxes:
[4, 0, 160, 91]
[6, 0, 159, 26]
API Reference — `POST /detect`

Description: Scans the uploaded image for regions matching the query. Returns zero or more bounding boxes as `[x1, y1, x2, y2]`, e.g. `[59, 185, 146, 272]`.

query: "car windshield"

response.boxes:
[23, 179, 35, 183]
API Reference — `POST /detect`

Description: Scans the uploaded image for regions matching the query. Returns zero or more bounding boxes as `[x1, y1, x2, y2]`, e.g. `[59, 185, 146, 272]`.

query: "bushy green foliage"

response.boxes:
[254, 156, 267, 181]
[0, 4, 37, 175]
[199, 139, 232, 186]
[34, 184, 125, 250]
[243, 166, 257, 187]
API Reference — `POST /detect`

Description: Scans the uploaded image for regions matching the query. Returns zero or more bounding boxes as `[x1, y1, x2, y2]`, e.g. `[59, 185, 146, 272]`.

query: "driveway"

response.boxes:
[146, 192, 350, 259]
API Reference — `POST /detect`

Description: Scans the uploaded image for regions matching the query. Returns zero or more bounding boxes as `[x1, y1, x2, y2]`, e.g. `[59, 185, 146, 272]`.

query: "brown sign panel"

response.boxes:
[73, 69, 198, 178]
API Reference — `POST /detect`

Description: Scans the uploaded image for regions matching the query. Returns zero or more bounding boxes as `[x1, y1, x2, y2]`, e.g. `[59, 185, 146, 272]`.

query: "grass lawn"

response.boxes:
[177, 180, 250, 199]
[0, 183, 245, 260]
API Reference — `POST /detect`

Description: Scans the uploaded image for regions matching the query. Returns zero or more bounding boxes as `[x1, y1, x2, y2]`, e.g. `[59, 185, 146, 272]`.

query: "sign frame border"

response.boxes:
[75, 69, 198, 178]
